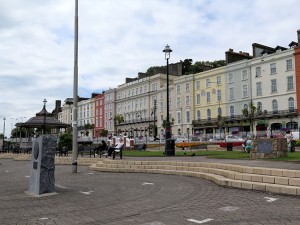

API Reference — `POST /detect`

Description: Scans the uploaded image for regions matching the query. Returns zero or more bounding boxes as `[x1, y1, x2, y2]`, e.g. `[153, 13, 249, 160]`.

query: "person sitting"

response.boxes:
[108, 142, 124, 156]
[141, 143, 147, 151]
[95, 140, 107, 155]
[245, 139, 252, 153]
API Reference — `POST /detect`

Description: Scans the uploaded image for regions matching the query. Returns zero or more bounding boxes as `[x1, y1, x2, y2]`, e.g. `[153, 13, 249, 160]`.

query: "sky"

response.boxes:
[0, 0, 299, 137]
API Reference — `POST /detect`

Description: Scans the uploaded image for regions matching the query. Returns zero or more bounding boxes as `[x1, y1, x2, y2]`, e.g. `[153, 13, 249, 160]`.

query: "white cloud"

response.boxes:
[0, 0, 299, 136]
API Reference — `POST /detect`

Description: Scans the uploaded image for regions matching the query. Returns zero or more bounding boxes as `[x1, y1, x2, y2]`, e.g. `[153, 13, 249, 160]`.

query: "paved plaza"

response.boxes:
[1, 158, 300, 225]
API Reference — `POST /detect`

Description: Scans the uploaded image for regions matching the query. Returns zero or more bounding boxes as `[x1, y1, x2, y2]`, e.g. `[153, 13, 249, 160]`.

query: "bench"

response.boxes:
[78, 146, 96, 158]
[134, 144, 147, 151]
[95, 146, 108, 158]
[12, 146, 21, 154]
[20, 147, 32, 154]
[56, 146, 69, 156]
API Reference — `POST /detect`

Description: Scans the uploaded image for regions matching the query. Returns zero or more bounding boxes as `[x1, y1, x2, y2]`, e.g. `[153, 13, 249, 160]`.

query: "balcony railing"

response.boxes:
[193, 108, 298, 127]
[120, 116, 157, 125]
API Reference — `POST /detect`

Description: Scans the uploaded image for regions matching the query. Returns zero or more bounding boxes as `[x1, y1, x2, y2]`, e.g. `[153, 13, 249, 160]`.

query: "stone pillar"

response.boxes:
[28, 135, 56, 196]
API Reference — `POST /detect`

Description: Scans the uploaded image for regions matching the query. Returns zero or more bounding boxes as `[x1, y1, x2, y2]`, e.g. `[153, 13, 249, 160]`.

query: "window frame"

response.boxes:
[271, 79, 277, 93]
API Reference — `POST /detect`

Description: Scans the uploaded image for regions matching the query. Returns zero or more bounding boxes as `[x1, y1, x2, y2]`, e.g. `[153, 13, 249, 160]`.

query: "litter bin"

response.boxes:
[165, 138, 175, 156]
[227, 142, 233, 151]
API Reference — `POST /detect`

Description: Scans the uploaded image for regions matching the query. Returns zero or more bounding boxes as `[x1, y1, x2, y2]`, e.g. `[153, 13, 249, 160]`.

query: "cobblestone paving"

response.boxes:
[1, 159, 300, 225]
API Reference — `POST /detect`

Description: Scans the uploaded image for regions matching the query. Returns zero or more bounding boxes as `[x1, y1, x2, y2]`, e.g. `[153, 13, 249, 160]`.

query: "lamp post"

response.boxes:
[16, 117, 26, 145]
[209, 81, 222, 139]
[43, 98, 47, 134]
[2, 117, 6, 151]
[153, 99, 157, 138]
[72, 0, 79, 173]
[163, 44, 175, 155]
[10, 118, 14, 141]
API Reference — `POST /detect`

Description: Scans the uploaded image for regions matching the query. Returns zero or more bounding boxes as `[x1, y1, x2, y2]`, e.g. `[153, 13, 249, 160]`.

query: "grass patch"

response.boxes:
[263, 151, 300, 161]
[122, 150, 300, 161]
[122, 150, 250, 159]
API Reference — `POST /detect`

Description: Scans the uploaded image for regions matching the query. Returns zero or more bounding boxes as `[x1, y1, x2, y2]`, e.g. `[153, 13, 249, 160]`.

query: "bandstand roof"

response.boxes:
[16, 105, 70, 129]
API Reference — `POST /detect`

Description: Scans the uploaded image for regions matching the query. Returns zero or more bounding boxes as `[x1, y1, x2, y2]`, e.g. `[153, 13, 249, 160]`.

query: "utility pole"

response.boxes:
[153, 99, 157, 138]
[2, 117, 6, 151]
[72, 0, 79, 173]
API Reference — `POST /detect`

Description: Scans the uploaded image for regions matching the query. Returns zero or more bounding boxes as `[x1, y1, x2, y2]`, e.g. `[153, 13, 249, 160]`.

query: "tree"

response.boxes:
[58, 132, 72, 150]
[84, 123, 94, 137]
[146, 66, 165, 75]
[161, 118, 175, 129]
[242, 100, 257, 136]
[100, 129, 108, 137]
[181, 59, 193, 74]
[11, 127, 35, 138]
[183, 60, 227, 74]
[114, 114, 124, 135]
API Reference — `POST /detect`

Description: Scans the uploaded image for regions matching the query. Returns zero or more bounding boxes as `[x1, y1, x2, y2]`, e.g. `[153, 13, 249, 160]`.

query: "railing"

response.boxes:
[193, 108, 298, 126]
[120, 116, 157, 125]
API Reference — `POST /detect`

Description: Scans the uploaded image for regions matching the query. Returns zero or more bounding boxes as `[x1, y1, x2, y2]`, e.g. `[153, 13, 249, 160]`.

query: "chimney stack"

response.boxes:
[297, 29, 300, 45]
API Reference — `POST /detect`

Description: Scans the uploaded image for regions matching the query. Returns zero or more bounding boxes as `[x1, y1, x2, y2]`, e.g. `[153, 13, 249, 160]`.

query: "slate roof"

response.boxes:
[17, 106, 70, 129]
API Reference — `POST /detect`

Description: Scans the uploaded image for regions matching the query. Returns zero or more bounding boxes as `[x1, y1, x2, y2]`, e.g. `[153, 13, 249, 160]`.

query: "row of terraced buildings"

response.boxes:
[57, 30, 300, 141]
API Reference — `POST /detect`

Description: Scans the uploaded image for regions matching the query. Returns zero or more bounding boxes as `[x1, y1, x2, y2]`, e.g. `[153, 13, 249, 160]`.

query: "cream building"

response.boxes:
[168, 74, 194, 139]
[250, 46, 297, 136]
[116, 73, 179, 139]
[77, 97, 94, 139]
[193, 67, 225, 140]
[104, 88, 116, 135]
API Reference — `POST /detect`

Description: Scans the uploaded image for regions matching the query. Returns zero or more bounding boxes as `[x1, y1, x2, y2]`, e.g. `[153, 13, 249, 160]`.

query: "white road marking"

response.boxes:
[264, 197, 278, 202]
[79, 191, 94, 195]
[219, 206, 239, 212]
[187, 218, 213, 224]
[5, 170, 9, 173]
[143, 222, 166, 225]
[85, 172, 94, 175]
[55, 184, 68, 189]
[25, 175, 30, 178]
[142, 182, 155, 185]
[39, 218, 49, 220]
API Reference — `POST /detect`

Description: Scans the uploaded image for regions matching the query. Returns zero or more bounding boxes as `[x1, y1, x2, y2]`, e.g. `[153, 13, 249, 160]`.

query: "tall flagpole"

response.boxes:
[72, 0, 79, 173]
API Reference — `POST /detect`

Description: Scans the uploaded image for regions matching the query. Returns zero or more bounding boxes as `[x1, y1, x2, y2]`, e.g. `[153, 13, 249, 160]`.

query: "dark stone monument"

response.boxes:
[27, 135, 57, 196]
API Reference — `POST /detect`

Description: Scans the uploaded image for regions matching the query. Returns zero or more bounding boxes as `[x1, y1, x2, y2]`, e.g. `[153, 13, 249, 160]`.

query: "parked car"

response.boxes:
[175, 137, 188, 143]
[208, 138, 218, 142]
[225, 135, 244, 142]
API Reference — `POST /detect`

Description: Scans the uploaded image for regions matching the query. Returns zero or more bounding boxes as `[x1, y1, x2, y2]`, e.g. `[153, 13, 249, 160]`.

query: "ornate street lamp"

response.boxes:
[163, 44, 175, 156]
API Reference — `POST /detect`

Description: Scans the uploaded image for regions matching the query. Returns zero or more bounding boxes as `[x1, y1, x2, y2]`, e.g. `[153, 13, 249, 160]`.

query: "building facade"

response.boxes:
[57, 30, 300, 141]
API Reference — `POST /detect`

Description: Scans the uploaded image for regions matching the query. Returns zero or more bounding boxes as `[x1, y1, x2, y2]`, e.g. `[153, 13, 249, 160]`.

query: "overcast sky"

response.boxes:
[0, 0, 299, 137]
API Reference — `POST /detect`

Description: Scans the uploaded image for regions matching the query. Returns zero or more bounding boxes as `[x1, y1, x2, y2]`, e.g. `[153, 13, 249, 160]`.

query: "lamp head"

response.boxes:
[163, 44, 172, 60]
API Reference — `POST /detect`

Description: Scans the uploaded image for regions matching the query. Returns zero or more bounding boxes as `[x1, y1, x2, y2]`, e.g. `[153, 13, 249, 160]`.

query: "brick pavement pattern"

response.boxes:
[1, 159, 300, 225]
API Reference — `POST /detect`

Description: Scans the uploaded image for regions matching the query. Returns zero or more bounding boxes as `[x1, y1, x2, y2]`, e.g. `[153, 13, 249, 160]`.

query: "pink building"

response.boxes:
[94, 92, 105, 139]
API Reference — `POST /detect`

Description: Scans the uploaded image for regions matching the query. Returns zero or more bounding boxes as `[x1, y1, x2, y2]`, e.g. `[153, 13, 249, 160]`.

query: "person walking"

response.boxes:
[285, 131, 293, 152]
